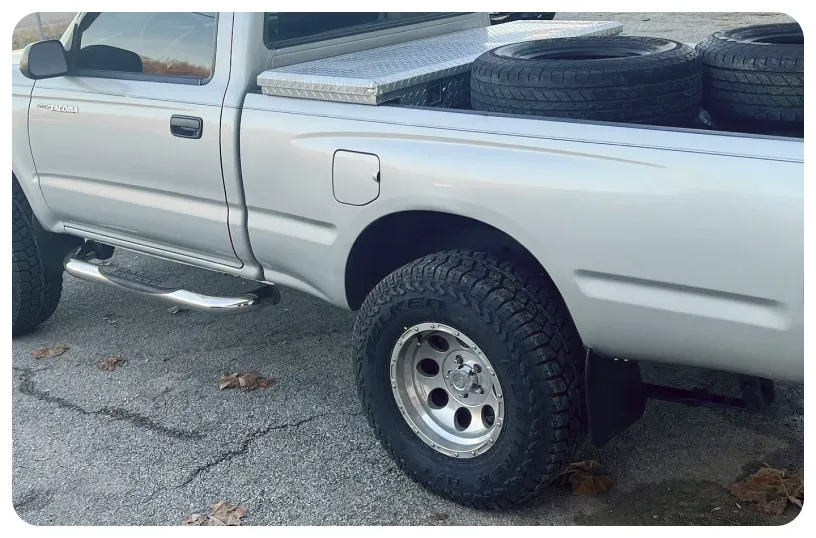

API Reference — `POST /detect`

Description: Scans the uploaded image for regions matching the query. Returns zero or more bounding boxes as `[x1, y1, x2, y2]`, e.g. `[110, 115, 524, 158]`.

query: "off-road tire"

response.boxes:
[696, 23, 803, 127]
[12, 181, 63, 335]
[353, 249, 585, 508]
[471, 36, 702, 126]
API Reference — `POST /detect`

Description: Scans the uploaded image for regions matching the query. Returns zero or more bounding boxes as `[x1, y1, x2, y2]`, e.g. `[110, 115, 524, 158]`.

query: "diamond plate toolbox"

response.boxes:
[258, 20, 623, 106]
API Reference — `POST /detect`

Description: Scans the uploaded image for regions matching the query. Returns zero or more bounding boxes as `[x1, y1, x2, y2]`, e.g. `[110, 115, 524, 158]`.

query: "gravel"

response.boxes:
[556, 12, 796, 43]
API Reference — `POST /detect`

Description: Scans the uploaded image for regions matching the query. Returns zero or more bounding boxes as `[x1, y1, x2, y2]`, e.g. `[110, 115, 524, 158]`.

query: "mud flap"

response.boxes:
[32, 218, 83, 273]
[585, 350, 646, 446]
[585, 350, 776, 447]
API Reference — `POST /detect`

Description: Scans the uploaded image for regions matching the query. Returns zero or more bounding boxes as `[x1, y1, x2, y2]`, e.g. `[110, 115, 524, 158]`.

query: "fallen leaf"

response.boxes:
[218, 373, 240, 390]
[167, 305, 187, 314]
[238, 372, 260, 389]
[32, 344, 69, 359]
[182, 501, 248, 526]
[559, 460, 613, 495]
[712, 506, 722, 511]
[102, 315, 117, 324]
[182, 513, 207, 526]
[99, 356, 126, 371]
[219, 372, 276, 391]
[728, 466, 803, 515]
[429, 512, 449, 521]
[211, 501, 248, 525]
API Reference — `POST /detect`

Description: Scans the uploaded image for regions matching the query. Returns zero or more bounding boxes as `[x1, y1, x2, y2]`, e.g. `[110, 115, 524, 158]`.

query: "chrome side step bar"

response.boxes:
[64, 253, 279, 315]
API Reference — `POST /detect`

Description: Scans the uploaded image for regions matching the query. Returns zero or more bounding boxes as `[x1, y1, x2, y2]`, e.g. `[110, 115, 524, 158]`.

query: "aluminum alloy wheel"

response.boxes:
[390, 323, 505, 458]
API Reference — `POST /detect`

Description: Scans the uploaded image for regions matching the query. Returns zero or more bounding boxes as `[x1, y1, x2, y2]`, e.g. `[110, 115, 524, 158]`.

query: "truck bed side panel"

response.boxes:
[239, 96, 803, 382]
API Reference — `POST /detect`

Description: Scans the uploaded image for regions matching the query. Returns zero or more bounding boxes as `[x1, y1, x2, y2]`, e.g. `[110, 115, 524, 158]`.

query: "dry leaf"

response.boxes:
[559, 460, 613, 495]
[167, 305, 187, 314]
[429, 512, 450, 522]
[99, 356, 126, 371]
[219, 372, 276, 391]
[728, 466, 804, 515]
[182, 501, 247, 526]
[209, 501, 248, 526]
[32, 344, 69, 359]
[238, 372, 260, 388]
[219, 373, 240, 390]
[182, 513, 208, 526]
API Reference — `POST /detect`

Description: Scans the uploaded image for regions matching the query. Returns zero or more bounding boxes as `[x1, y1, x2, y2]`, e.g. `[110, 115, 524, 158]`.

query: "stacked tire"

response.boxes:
[471, 36, 703, 126]
[695, 23, 803, 135]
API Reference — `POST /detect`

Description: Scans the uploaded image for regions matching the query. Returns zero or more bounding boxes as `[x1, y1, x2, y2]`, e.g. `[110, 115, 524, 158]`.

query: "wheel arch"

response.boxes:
[344, 210, 574, 317]
[12, 173, 83, 273]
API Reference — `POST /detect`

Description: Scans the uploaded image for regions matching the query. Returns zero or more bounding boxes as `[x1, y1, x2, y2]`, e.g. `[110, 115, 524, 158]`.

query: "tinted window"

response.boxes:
[76, 12, 217, 80]
[264, 13, 464, 47]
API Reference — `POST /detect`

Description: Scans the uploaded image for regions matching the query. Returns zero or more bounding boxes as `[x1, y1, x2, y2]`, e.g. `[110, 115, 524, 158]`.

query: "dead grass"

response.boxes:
[142, 58, 211, 78]
[12, 21, 70, 50]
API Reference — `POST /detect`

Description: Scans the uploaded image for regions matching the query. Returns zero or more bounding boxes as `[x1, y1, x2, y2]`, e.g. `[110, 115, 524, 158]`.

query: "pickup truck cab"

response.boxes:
[12, 12, 803, 508]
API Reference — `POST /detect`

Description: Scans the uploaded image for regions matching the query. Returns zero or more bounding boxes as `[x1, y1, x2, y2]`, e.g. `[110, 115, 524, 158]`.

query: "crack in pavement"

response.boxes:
[13, 488, 55, 512]
[177, 410, 365, 488]
[14, 367, 202, 441]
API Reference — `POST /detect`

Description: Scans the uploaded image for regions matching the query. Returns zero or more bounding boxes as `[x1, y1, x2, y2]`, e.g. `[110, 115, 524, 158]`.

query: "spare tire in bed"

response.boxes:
[471, 36, 702, 126]
[695, 23, 803, 127]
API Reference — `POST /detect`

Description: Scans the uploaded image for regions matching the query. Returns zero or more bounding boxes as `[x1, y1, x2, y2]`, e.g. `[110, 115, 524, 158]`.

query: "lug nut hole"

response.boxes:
[428, 388, 449, 409]
[427, 334, 450, 352]
[417, 358, 440, 377]
[482, 405, 496, 428]
[454, 407, 472, 431]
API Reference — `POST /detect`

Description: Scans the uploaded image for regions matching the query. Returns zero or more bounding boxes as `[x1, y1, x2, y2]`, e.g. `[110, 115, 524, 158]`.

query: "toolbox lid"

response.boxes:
[257, 20, 623, 105]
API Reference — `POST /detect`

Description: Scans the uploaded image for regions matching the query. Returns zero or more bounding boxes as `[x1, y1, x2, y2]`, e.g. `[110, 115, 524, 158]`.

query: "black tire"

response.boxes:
[491, 13, 557, 24]
[514, 13, 557, 21]
[353, 250, 585, 508]
[696, 23, 803, 127]
[12, 181, 63, 336]
[471, 36, 702, 126]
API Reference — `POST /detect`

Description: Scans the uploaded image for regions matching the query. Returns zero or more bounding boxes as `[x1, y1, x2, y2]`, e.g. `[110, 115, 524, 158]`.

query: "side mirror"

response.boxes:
[19, 40, 68, 80]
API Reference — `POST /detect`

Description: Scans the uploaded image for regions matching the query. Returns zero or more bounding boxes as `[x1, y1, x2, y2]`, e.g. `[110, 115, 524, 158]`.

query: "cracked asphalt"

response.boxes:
[13, 249, 803, 525]
[11, 12, 802, 526]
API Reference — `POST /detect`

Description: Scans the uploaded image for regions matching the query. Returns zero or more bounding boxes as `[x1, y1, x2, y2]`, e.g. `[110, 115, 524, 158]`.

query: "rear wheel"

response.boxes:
[353, 250, 585, 507]
[12, 181, 64, 336]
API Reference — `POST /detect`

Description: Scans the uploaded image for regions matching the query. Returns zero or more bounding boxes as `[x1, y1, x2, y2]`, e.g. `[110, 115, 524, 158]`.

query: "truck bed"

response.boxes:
[257, 20, 622, 105]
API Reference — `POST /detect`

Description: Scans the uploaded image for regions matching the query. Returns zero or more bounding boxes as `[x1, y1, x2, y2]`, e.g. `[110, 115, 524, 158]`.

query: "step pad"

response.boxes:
[98, 266, 181, 294]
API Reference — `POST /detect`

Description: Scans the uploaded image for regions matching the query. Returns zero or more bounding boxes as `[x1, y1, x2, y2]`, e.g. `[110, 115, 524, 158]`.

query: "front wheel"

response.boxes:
[12, 181, 64, 336]
[353, 250, 585, 508]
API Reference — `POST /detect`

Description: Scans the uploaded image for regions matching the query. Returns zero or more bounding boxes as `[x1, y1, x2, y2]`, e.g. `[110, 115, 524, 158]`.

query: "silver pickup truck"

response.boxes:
[12, 12, 803, 508]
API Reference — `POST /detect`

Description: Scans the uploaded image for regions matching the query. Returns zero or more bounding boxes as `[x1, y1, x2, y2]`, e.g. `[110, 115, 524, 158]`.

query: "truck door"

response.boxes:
[28, 12, 240, 268]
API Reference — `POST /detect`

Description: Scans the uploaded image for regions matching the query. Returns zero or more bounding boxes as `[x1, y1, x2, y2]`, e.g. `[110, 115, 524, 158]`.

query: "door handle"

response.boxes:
[170, 115, 202, 139]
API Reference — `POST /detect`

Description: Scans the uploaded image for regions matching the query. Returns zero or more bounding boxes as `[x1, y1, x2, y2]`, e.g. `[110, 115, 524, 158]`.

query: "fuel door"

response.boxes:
[333, 150, 380, 206]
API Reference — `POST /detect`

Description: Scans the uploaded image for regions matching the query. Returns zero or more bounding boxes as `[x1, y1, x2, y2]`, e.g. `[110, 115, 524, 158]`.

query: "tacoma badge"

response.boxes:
[37, 103, 78, 114]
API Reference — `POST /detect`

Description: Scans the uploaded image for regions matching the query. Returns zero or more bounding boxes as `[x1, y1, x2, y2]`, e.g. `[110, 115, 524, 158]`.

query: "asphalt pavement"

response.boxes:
[12, 250, 803, 525]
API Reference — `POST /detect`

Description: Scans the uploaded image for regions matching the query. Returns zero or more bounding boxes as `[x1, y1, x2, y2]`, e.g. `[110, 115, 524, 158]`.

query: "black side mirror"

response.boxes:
[19, 40, 68, 80]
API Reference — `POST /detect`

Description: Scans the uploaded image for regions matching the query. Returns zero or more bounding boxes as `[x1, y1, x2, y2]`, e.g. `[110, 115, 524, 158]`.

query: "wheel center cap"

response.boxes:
[450, 366, 476, 391]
